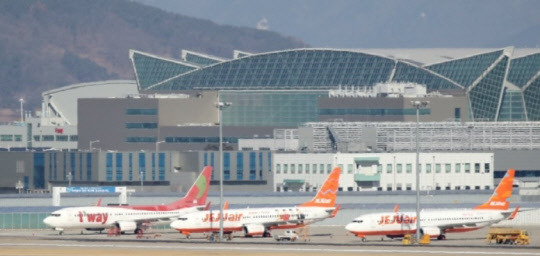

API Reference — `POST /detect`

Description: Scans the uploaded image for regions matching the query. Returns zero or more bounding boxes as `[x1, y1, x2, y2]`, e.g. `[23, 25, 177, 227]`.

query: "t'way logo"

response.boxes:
[202, 213, 243, 222]
[78, 211, 108, 224]
[378, 215, 417, 225]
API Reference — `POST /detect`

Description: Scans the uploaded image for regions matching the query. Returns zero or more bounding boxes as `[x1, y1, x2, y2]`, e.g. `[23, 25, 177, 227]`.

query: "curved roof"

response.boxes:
[147, 48, 464, 91]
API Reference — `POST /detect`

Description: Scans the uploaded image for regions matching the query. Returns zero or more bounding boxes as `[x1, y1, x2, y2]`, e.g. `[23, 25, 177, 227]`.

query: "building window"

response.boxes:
[327, 164, 331, 174]
[445, 164, 451, 173]
[348, 164, 353, 174]
[465, 163, 471, 173]
[319, 164, 324, 174]
[406, 164, 412, 173]
[224, 153, 230, 180]
[236, 152, 244, 180]
[125, 123, 158, 129]
[435, 164, 441, 173]
[69, 135, 78, 141]
[125, 108, 157, 115]
[14, 135, 22, 141]
[129, 153, 133, 181]
[0, 135, 13, 141]
[33, 135, 40, 141]
[86, 153, 92, 181]
[126, 137, 157, 143]
[250, 152, 256, 180]
[106, 153, 113, 181]
[116, 153, 123, 181]
[284, 164, 288, 174]
[56, 135, 68, 141]
[139, 153, 146, 181]
[455, 163, 461, 173]
[377, 164, 382, 173]
[291, 164, 296, 174]
[305, 164, 310, 174]
[386, 164, 392, 173]
[298, 164, 303, 174]
[484, 163, 490, 173]
[158, 153, 165, 181]
[313, 164, 317, 174]
[426, 164, 432, 173]
[42, 135, 54, 141]
[276, 164, 281, 174]
[475, 163, 481, 173]
[397, 164, 402, 173]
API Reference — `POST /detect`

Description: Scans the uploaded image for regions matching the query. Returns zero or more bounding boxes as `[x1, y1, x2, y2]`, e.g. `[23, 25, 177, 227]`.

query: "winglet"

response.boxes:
[96, 198, 102, 206]
[508, 206, 520, 220]
[204, 202, 211, 211]
[474, 169, 514, 210]
[299, 167, 341, 208]
[330, 204, 341, 218]
[393, 204, 399, 213]
[224, 201, 229, 210]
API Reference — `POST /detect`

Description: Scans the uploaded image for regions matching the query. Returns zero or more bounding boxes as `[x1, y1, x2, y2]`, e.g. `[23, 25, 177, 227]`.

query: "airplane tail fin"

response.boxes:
[299, 167, 341, 208]
[474, 169, 514, 210]
[168, 166, 213, 210]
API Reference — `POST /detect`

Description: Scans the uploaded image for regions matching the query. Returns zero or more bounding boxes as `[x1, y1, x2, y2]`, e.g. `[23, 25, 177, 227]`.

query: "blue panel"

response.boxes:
[33, 153, 45, 189]
[236, 152, 243, 180]
[224, 153, 230, 180]
[115, 153, 123, 181]
[86, 153, 92, 181]
[139, 153, 146, 180]
[106, 153, 113, 181]
[158, 153, 165, 181]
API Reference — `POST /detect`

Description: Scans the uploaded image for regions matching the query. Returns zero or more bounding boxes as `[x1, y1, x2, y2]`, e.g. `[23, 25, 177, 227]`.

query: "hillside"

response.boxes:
[0, 0, 307, 119]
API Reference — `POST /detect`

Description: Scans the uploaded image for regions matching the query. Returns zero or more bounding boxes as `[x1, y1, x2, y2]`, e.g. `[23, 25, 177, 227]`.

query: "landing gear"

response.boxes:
[263, 231, 271, 237]
[58, 231, 63, 235]
[437, 234, 446, 240]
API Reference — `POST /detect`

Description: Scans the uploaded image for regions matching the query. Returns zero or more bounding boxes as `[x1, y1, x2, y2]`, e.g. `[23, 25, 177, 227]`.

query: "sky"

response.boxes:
[135, 0, 540, 48]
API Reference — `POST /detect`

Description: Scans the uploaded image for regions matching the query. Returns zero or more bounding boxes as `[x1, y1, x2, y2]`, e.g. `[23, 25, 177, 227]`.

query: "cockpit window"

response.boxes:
[178, 218, 187, 221]
[50, 213, 61, 217]
[352, 220, 363, 223]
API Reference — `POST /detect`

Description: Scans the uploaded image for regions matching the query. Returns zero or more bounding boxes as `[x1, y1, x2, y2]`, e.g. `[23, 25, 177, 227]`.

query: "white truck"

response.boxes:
[274, 230, 299, 242]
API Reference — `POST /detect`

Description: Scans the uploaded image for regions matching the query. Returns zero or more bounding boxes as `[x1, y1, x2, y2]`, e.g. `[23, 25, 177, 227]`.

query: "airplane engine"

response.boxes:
[421, 227, 441, 236]
[117, 221, 137, 233]
[243, 224, 265, 237]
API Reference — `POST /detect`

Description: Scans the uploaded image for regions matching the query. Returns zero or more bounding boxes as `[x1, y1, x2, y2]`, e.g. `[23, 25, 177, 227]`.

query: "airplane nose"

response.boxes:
[43, 217, 53, 227]
[345, 223, 354, 231]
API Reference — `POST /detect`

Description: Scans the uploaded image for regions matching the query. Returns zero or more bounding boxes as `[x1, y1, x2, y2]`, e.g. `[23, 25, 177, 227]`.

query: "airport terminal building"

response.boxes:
[1, 47, 540, 193]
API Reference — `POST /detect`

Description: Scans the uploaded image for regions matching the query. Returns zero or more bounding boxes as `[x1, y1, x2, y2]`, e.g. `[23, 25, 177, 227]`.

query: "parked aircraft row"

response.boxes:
[43, 167, 519, 241]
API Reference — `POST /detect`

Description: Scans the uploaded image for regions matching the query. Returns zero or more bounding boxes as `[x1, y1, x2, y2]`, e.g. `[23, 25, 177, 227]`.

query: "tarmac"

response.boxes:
[0, 225, 539, 256]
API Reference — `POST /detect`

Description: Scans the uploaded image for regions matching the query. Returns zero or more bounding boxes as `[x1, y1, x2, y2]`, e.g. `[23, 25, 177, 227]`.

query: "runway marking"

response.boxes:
[1, 242, 540, 256]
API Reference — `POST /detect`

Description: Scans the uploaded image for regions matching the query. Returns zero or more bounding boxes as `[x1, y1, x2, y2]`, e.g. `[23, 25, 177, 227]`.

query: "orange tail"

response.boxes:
[168, 166, 213, 209]
[300, 167, 341, 207]
[474, 169, 515, 210]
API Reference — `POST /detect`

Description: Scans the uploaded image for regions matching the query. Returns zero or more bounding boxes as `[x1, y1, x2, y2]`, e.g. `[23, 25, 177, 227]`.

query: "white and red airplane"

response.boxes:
[43, 166, 212, 235]
[170, 167, 342, 239]
[345, 169, 518, 240]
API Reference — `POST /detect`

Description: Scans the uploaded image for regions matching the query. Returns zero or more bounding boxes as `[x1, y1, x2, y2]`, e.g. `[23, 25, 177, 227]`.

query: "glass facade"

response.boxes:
[116, 153, 123, 181]
[132, 51, 196, 90]
[236, 152, 243, 180]
[125, 109, 157, 115]
[524, 76, 540, 121]
[106, 153, 113, 181]
[498, 90, 526, 121]
[507, 53, 540, 88]
[426, 50, 503, 87]
[184, 52, 222, 66]
[125, 123, 158, 129]
[468, 57, 508, 121]
[221, 91, 324, 127]
[129, 48, 540, 122]
[33, 153, 45, 189]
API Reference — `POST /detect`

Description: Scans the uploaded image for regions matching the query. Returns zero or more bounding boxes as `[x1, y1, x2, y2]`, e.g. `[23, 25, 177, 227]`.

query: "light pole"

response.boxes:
[412, 100, 428, 242]
[155, 140, 165, 154]
[217, 101, 232, 241]
[67, 172, 73, 187]
[19, 98, 24, 123]
[89, 140, 99, 151]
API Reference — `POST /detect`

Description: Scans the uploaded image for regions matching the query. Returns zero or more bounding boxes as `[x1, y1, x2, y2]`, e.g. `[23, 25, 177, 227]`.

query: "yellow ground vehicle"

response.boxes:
[486, 228, 530, 245]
